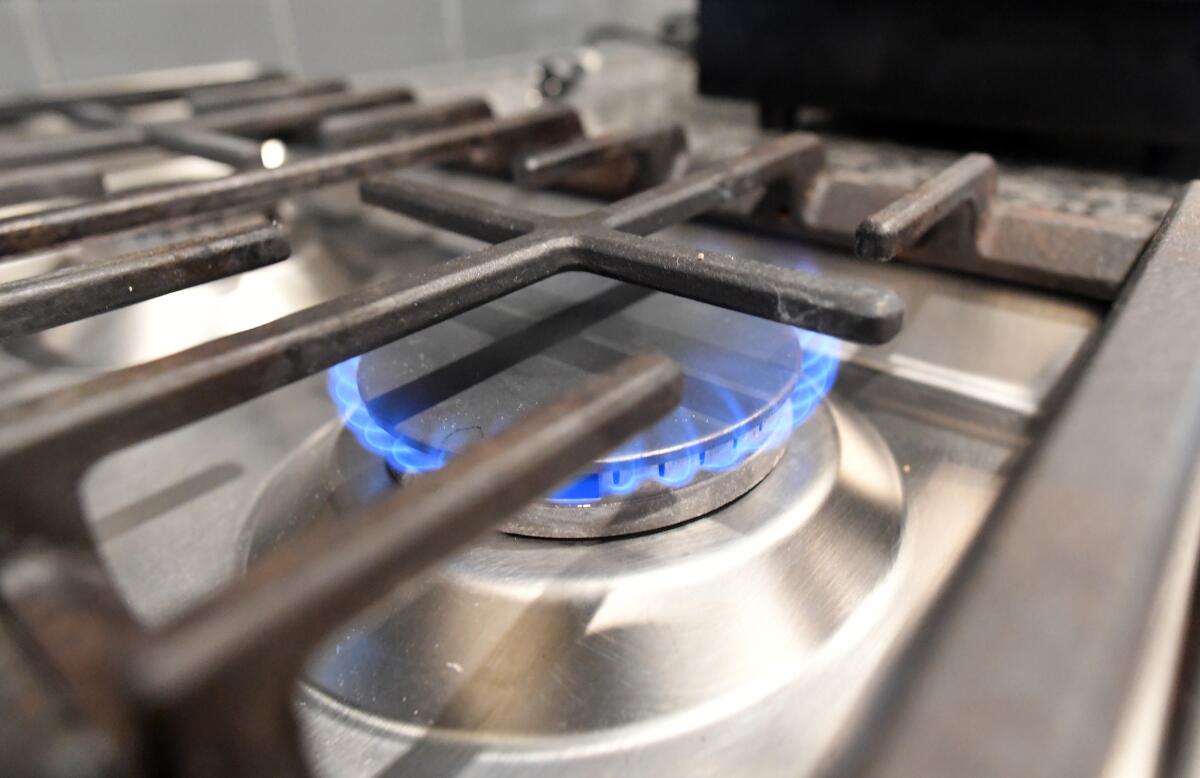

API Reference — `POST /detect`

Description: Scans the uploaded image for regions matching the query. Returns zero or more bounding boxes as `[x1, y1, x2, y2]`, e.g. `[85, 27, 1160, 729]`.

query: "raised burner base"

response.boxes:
[238, 397, 904, 760]
[497, 419, 788, 538]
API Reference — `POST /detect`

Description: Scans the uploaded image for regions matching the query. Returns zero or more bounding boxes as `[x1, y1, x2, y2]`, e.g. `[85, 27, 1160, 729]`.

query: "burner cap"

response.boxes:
[334, 272, 838, 537]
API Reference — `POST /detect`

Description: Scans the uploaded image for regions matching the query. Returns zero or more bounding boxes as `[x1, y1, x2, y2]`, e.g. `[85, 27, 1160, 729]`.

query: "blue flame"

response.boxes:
[328, 357, 448, 474]
[327, 328, 839, 503]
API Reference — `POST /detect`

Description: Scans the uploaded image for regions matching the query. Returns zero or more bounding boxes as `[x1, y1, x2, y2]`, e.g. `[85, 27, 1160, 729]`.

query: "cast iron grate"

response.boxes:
[0, 68, 903, 777]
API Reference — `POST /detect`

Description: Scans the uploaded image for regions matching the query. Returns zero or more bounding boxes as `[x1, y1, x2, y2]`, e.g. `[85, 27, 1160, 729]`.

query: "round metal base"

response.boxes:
[238, 398, 905, 753]
[493, 424, 788, 538]
[386, 395, 793, 539]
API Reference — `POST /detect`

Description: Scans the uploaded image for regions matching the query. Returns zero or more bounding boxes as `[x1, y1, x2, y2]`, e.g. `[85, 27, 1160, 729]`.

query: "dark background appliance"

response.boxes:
[696, 0, 1200, 175]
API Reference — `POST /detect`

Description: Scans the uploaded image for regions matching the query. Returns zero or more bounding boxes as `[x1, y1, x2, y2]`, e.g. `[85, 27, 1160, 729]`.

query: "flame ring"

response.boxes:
[327, 329, 839, 503]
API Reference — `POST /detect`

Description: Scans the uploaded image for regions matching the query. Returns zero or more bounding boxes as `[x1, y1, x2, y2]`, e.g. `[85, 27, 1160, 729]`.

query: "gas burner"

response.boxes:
[240, 393, 903, 752]
[327, 272, 840, 538]
[4, 46, 1186, 778]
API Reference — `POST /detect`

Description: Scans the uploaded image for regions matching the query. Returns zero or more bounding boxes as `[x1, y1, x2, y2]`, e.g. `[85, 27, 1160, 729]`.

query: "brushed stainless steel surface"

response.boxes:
[243, 395, 902, 736]
[0, 47, 1116, 778]
[289, 367, 1021, 777]
[29, 187, 1095, 774]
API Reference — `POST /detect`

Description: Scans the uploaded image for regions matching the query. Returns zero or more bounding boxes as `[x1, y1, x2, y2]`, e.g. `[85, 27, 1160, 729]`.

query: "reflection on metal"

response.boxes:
[259, 139, 288, 170]
[240, 379, 1016, 777]
[0, 222, 289, 338]
[246, 398, 902, 738]
[9, 209, 431, 368]
[126, 353, 681, 776]
[0, 355, 680, 778]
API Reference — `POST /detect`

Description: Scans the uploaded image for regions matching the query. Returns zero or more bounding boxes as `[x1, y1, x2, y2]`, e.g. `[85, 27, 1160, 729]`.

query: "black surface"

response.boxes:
[698, 1, 1200, 171]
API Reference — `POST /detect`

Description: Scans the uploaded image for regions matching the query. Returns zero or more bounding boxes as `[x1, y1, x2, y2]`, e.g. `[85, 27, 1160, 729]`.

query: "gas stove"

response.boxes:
[0, 46, 1195, 778]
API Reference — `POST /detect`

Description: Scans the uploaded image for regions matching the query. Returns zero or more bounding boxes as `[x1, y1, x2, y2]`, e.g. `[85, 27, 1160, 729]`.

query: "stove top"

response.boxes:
[0, 45, 1195, 778]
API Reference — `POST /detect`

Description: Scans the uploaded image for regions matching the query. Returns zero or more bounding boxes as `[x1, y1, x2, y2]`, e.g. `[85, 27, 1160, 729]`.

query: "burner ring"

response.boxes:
[333, 273, 840, 537]
[496, 399, 793, 538]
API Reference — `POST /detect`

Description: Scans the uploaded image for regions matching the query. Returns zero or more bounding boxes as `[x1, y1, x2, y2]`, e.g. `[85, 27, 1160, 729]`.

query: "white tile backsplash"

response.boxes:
[0, 0, 696, 91]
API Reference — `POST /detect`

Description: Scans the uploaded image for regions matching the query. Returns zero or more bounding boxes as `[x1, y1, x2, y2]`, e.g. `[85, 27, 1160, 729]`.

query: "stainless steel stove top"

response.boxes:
[2, 45, 1194, 778]
[49, 167, 1094, 775]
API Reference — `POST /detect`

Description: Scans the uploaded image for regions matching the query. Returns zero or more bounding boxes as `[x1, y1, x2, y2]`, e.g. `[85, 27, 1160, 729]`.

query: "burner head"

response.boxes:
[328, 272, 839, 537]
[241, 398, 906, 754]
